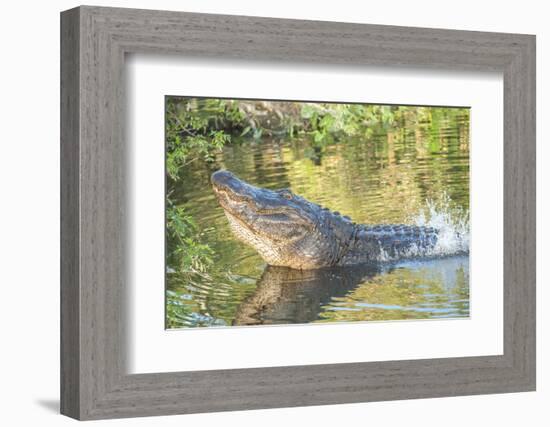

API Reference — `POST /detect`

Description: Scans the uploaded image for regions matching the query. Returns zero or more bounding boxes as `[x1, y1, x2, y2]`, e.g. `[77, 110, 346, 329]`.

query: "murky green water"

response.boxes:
[167, 108, 470, 328]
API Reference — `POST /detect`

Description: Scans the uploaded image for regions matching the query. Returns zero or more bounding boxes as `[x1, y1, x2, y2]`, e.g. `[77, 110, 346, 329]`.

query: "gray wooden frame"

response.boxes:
[60, 5, 536, 420]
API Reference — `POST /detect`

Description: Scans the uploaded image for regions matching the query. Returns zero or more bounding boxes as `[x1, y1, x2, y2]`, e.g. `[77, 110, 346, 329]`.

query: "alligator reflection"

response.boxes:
[233, 256, 469, 326]
[234, 264, 381, 325]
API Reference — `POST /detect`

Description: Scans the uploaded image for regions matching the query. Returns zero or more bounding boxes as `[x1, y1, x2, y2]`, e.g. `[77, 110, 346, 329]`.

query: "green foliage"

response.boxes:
[166, 202, 214, 274]
[166, 99, 469, 177]
[165, 97, 246, 279]
[166, 97, 246, 180]
[165, 289, 193, 329]
[297, 103, 402, 161]
[301, 104, 407, 143]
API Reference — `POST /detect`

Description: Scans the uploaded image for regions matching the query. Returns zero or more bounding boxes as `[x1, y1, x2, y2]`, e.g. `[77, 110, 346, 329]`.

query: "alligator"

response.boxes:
[211, 170, 440, 270]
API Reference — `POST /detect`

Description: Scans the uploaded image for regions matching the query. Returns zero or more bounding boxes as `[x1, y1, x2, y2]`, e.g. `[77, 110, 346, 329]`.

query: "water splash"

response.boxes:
[372, 195, 469, 262]
[409, 194, 470, 257]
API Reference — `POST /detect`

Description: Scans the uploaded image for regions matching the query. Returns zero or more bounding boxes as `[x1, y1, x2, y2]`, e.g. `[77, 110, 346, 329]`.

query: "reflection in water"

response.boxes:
[167, 108, 470, 328]
[234, 256, 469, 326]
[317, 255, 469, 323]
[233, 264, 380, 326]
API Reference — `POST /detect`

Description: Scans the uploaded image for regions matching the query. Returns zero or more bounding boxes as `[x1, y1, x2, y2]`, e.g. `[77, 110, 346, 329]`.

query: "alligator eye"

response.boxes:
[279, 189, 293, 200]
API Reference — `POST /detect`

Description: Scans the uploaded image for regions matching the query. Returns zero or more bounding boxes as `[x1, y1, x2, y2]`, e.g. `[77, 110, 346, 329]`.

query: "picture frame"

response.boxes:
[60, 5, 536, 420]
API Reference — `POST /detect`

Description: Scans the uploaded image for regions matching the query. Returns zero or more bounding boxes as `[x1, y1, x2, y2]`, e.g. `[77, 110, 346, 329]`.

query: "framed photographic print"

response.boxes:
[61, 5, 536, 420]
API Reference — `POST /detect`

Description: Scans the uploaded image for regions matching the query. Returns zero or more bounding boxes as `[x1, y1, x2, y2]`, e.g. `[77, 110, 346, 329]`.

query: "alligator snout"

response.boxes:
[211, 170, 248, 195]
[211, 170, 237, 189]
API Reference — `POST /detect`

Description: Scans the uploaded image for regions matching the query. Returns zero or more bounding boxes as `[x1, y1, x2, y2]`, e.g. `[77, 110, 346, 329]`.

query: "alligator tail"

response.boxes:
[360, 224, 438, 259]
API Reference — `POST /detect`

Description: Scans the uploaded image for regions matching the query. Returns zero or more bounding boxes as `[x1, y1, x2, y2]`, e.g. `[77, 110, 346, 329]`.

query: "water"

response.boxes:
[167, 109, 470, 328]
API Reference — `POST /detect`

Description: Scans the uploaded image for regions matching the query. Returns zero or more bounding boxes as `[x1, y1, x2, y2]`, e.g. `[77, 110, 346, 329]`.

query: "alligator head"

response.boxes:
[211, 170, 354, 269]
